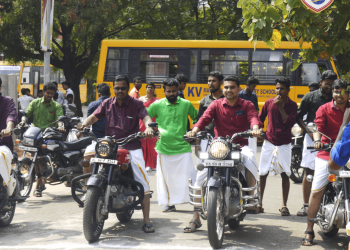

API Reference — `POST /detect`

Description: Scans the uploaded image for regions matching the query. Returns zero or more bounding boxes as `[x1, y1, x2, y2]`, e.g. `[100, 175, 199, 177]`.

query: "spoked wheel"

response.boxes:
[290, 148, 304, 183]
[83, 186, 105, 243]
[0, 200, 16, 227]
[207, 187, 224, 249]
[318, 187, 339, 237]
[17, 163, 34, 198]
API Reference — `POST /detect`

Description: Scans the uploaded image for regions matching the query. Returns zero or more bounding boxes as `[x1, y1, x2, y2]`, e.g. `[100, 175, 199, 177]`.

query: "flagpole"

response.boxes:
[44, 0, 51, 84]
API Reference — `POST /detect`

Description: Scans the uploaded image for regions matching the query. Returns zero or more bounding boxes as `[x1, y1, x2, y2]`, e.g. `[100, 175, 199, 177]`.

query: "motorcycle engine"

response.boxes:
[111, 185, 134, 209]
[323, 202, 346, 229]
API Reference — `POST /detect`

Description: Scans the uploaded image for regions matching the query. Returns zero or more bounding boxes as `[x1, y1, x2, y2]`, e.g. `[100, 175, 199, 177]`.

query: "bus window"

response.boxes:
[252, 51, 283, 84]
[104, 49, 129, 81]
[140, 50, 178, 82]
[190, 50, 198, 82]
[199, 50, 248, 83]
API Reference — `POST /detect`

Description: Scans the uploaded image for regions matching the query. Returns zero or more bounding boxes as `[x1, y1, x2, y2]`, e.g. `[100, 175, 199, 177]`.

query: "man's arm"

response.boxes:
[281, 102, 298, 130]
[196, 99, 205, 122]
[328, 123, 350, 170]
[246, 101, 261, 137]
[188, 103, 198, 123]
[187, 101, 216, 137]
[81, 114, 99, 128]
[25, 100, 34, 118]
[258, 101, 268, 128]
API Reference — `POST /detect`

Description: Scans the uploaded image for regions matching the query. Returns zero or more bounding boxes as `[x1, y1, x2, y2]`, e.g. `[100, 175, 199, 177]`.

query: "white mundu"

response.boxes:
[259, 140, 292, 176]
[0, 145, 16, 195]
[311, 157, 329, 193]
[248, 136, 257, 159]
[301, 133, 317, 170]
[194, 142, 258, 188]
[157, 152, 197, 206]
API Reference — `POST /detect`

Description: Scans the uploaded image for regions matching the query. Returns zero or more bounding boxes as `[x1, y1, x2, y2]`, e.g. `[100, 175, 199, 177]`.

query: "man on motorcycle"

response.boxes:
[302, 79, 350, 246]
[146, 78, 198, 216]
[79, 75, 156, 233]
[259, 77, 298, 216]
[22, 82, 65, 197]
[188, 75, 261, 223]
[0, 77, 18, 194]
[296, 70, 337, 216]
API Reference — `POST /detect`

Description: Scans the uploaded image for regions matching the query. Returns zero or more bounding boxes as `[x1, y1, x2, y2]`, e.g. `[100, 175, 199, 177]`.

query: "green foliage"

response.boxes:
[239, 0, 350, 74]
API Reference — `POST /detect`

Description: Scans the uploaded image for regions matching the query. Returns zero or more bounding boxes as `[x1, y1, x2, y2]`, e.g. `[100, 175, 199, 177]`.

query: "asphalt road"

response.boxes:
[0, 147, 348, 250]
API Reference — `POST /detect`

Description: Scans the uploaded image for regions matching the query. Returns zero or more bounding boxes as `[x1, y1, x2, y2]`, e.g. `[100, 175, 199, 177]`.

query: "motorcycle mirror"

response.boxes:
[68, 104, 77, 113]
[148, 122, 158, 128]
[57, 115, 69, 122]
[13, 128, 22, 135]
[307, 122, 318, 133]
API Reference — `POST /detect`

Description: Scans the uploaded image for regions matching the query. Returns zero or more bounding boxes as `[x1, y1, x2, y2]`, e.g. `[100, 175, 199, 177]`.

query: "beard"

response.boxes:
[166, 95, 177, 103]
[210, 86, 220, 93]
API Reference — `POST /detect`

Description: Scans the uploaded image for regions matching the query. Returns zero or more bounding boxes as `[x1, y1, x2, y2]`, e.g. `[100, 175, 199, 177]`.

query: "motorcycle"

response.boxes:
[71, 122, 159, 243]
[306, 123, 349, 241]
[290, 123, 305, 183]
[16, 114, 94, 197]
[0, 128, 27, 227]
[185, 130, 263, 249]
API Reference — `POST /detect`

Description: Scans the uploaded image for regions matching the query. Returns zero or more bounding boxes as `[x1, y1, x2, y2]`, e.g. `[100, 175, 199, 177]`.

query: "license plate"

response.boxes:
[90, 158, 118, 165]
[19, 146, 37, 152]
[340, 171, 350, 178]
[204, 160, 234, 167]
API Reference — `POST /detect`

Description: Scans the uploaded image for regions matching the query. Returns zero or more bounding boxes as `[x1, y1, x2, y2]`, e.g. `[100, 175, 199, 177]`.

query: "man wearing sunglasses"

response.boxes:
[79, 75, 156, 233]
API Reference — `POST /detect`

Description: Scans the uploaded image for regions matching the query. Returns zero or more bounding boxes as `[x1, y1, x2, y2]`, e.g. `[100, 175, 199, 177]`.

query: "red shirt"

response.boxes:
[194, 98, 259, 146]
[129, 87, 140, 99]
[93, 95, 149, 150]
[259, 98, 297, 146]
[315, 100, 350, 161]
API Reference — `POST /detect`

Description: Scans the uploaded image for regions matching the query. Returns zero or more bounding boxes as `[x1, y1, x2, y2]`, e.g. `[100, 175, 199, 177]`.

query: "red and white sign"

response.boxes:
[301, 0, 334, 13]
[150, 55, 169, 58]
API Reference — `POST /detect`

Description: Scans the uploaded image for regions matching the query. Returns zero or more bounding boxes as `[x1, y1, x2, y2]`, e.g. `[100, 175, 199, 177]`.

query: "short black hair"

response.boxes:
[0, 77, 2, 87]
[53, 92, 59, 99]
[62, 81, 71, 88]
[175, 74, 188, 84]
[275, 77, 291, 89]
[25, 88, 30, 93]
[162, 78, 179, 89]
[133, 76, 142, 83]
[115, 75, 130, 87]
[321, 70, 337, 81]
[308, 82, 320, 89]
[67, 94, 74, 99]
[332, 79, 348, 90]
[43, 82, 57, 91]
[223, 75, 240, 87]
[21, 88, 27, 95]
[208, 71, 224, 82]
[97, 83, 111, 96]
[247, 76, 259, 85]
[52, 81, 58, 87]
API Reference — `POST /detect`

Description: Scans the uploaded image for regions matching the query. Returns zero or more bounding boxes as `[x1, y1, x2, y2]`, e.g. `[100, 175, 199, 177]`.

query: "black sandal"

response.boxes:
[33, 189, 42, 197]
[184, 219, 202, 233]
[279, 206, 290, 216]
[301, 231, 315, 246]
[142, 223, 155, 233]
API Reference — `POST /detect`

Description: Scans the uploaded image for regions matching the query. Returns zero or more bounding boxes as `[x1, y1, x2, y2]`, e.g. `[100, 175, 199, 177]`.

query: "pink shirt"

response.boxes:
[129, 87, 140, 99]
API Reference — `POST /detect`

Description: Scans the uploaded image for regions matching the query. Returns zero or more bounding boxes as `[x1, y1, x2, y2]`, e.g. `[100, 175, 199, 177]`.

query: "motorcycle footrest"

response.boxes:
[309, 218, 322, 223]
[15, 196, 29, 202]
[135, 205, 144, 210]
[189, 201, 202, 207]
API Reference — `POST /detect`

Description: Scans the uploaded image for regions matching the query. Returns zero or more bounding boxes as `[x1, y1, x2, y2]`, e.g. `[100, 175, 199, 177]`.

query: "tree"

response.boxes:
[238, 0, 350, 75]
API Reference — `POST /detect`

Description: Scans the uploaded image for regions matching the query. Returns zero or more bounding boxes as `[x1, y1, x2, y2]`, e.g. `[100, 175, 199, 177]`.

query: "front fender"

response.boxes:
[292, 145, 303, 150]
[207, 177, 221, 188]
[87, 174, 107, 188]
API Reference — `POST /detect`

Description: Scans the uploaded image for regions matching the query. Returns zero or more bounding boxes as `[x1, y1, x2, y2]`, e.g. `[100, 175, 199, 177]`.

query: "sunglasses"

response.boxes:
[114, 87, 127, 91]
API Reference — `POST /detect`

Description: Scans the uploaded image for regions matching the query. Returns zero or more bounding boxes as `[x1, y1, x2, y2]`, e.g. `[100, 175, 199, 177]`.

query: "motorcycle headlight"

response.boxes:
[95, 140, 113, 158]
[22, 138, 34, 146]
[209, 140, 229, 160]
[291, 124, 303, 137]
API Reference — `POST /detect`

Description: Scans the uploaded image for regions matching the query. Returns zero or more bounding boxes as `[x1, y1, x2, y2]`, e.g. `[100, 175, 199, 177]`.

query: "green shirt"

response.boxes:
[26, 97, 64, 131]
[147, 97, 198, 155]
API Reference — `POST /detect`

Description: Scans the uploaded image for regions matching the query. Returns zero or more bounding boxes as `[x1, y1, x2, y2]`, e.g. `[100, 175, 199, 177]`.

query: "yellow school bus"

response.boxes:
[0, 61, 87, 103]
[96, 40, 337, 110]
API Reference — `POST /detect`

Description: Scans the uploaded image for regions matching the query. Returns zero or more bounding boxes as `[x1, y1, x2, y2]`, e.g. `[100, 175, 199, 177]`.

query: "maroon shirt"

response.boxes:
[0, 94, 18, 152]
[259, 98, 297, 146]
[93, 95, 149, 150]
[315, 100, 350, 161]
[194, 98, 259, 146]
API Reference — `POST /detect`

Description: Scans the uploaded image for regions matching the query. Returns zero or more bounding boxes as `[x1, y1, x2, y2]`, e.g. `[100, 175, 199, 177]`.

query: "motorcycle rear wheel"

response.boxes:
[116, 209, 134, 223]
[318, 189, 339, 237]
[290, 148, 304, 183]
[0, 201, 16, 227]
[207, 187, 224, 249]
[17, 163, 34, 198]
[83, 186, 105, 243]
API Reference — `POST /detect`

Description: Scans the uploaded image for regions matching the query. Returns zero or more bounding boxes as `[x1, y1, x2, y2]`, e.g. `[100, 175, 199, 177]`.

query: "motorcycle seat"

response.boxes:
[64, 137, 93, 151]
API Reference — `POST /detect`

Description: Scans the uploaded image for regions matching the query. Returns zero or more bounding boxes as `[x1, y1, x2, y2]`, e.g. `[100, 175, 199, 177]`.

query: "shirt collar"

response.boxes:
[99, 96, 109, 101]
[113, 95, 131, 106]
[222, 97, 243, 107]
[40, 97, 53, 106]
[209, 93, 224, 100]
[165, 96, 180, 106]
[332, 99, 350, 110]
[178, 90, 184, 94]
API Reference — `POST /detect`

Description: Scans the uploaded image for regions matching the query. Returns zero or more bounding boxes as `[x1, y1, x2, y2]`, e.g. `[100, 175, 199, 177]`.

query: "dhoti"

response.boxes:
[157, 152, 196, 206]
[0, 145, 13, 186]
[259, 140, 292, 176]
[301, 133, 317, 170]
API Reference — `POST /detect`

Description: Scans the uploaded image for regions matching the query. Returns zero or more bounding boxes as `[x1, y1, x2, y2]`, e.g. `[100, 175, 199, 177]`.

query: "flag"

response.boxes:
[41, 0, 54, 51]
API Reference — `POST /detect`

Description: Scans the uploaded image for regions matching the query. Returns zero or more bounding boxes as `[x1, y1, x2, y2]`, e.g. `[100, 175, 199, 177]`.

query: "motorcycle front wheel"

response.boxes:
[0, 201, 16, 227]
[83, 186, 105, 243]
[207, 187, 224, 249]
[290, 148, 304, 183]
[17, 162, 34, 198]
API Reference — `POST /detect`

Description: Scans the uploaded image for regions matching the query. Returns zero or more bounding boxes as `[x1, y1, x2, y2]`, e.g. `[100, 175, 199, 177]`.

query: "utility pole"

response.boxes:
[44, 0, 51, 84]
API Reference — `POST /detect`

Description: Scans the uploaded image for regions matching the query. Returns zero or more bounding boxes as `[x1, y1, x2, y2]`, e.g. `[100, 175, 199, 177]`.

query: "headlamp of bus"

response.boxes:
[96, 140, 113, 158]
[209, 140, 229, 160]
[291, 124, 303, 137]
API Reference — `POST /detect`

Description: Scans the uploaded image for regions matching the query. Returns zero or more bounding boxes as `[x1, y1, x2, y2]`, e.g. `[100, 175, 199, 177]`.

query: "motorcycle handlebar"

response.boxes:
[307, 144, 330, 150]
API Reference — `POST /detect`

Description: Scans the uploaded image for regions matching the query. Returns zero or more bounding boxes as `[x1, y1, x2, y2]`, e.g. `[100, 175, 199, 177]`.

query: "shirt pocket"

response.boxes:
[46, 111, 56, 122]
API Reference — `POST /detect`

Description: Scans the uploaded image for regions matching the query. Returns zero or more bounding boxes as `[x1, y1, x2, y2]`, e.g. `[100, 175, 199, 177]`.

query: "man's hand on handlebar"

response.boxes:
[1, 128, 12, 138]
[144, 127, 154, 139]
[314, 141, 324, 149]
[252, 126, 261, 138]
[187, 127, 200, 138]
[58, 127, 66, 133]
